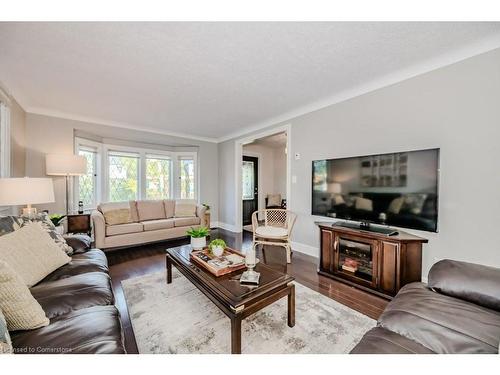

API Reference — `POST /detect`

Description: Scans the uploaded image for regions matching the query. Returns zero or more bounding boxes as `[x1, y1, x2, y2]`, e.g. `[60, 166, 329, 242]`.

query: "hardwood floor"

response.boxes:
[107, 228, 388, 354]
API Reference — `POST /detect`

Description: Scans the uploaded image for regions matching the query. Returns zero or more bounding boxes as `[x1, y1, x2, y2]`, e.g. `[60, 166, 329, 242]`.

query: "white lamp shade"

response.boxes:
[0, 178, 55, 206]
[46, 154, 87, 176]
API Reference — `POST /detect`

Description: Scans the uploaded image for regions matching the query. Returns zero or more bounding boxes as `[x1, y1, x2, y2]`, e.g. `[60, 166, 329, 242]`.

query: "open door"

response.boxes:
[242, 155, 258, 226]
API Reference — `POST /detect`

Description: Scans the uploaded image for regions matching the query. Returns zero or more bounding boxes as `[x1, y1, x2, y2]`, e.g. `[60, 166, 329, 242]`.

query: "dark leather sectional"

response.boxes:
[10, 239, 126, 354]
[351, 259, 500, 354]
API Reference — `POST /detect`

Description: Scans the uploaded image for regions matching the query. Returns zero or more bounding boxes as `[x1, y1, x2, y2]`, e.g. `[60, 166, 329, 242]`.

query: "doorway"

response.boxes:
[242, 155, 258, 226]
[238, 124, 291, 232]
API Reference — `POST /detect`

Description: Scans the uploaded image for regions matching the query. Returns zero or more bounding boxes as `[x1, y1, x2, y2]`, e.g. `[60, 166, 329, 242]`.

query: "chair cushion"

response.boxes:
[350, 327, 434, 354]
[378, 282, 500, 353]
[42, 249, 109, 282]
[164, 199, 175, 218]
[10, 305, 125, 354]
[255, 225, 288, 238]
[0, 222, 71, 287]
[0, 261, 49, 331]
[30, 272, 114, 320]
[142, 218, 175, 231]
[174, 199, 197, 217]
[106, 222, 143, 236]
[136, 200, 166, 221]
[174, 217, 201, 227]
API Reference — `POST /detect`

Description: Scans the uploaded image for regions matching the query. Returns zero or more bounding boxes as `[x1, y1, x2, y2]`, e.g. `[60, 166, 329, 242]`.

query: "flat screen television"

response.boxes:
[312, 148, 439, 233]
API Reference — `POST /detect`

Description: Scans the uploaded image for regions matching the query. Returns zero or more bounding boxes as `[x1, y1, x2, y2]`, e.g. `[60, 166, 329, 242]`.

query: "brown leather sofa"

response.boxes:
[351, 259, 500, 354]
[9, 237, 126, 354]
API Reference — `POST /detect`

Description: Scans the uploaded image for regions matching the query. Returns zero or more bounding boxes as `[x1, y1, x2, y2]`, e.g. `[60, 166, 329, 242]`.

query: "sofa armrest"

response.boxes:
[91, 210, 106, 249]
[64, 234, 92, 254]
[196, 205, 207, 227]
[428, 259, 500, 311]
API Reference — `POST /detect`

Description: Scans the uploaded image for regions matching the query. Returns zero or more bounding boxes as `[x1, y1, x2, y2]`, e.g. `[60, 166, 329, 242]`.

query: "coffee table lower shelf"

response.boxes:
[166, 250, 295, 354]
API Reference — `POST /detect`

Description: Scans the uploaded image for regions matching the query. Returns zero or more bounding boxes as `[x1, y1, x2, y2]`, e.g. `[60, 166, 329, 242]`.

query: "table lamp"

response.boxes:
[45, 154, 87, 215]
[0, 177, 55, 217]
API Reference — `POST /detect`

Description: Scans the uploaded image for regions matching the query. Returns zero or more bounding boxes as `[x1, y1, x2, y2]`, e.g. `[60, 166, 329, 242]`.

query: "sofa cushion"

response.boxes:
[350, 327, 434, 354]
[10, 305, 125, 354]
[106, 222, 143, 236]
[164, 199, 175, 218]
[136, 200, 166, 221]
[174, 217, 201, 227]
[0, 261, 49, 331]
[142, 218, 175, 231]
[41, 249, 109, 282]
[378, 282, 500, 354]
[0, 222, 71, 287]
[98, 202, 132, 225]
[174, 199, 197, 217]
[428, 259, 500, 312]
[30, 272, 114, 320]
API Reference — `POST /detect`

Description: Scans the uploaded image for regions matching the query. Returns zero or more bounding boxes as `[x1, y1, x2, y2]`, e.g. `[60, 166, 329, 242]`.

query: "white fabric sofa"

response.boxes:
[91, 199, 207, 250]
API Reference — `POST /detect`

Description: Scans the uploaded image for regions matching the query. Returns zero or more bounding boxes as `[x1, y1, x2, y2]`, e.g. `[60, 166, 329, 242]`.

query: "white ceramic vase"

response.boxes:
[191, 236, 206, 250]
[212, 245, 224, 257]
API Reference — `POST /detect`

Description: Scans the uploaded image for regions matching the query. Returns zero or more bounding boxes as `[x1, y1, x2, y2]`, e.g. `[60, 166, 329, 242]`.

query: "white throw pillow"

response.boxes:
[0, 222, 71, 287]
[175, 200, 197, 218]
[0, 261, 49, 331]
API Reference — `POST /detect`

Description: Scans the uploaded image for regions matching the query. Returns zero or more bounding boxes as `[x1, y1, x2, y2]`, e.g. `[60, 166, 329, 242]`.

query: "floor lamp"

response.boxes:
[46, 154, 87, 215]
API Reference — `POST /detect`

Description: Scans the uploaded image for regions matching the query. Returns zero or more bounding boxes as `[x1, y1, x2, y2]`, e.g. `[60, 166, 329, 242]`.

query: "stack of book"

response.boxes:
[341, 258, 359, 273]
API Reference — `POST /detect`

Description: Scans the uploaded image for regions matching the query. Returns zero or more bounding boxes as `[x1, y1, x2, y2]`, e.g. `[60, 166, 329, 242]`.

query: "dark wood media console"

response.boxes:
[316, 222, 428, 299]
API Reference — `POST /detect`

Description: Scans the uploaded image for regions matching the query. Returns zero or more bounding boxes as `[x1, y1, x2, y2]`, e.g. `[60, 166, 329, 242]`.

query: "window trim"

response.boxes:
[74, 137, 199, 209]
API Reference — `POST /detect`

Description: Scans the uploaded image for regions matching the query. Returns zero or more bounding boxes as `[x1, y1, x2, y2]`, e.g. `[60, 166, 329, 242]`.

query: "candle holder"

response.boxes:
[240, 247, 260, 284]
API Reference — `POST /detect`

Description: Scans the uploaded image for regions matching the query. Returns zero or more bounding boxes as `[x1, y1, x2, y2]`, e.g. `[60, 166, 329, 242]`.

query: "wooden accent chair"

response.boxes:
[251, 209, 297, 263]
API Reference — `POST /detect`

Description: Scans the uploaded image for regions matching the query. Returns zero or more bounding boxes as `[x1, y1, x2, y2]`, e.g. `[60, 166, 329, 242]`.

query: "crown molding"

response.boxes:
[24, 106, 219, 143]
[216, 35, 500, 143]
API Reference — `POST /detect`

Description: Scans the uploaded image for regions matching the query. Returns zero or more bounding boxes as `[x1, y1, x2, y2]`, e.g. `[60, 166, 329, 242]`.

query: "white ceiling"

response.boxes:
[1, 22, 500, 142]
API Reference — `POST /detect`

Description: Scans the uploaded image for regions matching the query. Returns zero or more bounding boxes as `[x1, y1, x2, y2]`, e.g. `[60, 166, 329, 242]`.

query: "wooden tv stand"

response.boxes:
[316, 222, 428, 299]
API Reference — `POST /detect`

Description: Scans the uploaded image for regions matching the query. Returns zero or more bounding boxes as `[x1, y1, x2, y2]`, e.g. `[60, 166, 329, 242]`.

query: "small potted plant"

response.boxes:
[49, 214, 66, 235]
[208, 239, 226, 257]
[186, 226, 209, 250]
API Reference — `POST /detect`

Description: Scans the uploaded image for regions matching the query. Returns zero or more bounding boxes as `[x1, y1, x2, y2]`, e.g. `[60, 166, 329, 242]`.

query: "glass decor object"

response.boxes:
[241, 247, 260, 284]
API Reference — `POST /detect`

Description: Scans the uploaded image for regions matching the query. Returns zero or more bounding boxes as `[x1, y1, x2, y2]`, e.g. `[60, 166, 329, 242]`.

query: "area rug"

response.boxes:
[121, 270, 375, 354]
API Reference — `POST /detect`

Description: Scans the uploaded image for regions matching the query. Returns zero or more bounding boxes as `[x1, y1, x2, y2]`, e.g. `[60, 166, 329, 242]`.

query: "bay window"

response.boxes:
[74, 138, 198, 209]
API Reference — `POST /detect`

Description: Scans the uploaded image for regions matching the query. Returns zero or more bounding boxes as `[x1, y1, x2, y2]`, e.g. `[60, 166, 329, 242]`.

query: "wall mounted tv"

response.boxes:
[312, 148, 439, 233]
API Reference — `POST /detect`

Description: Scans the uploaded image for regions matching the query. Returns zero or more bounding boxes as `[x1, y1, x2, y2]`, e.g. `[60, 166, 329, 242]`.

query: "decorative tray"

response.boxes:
[190, 247, 247, 276]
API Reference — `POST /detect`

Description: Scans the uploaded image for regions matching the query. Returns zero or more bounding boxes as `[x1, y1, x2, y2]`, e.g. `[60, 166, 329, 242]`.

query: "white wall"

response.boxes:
[24, 113, 219, 222]
[218, 48, 500, 277]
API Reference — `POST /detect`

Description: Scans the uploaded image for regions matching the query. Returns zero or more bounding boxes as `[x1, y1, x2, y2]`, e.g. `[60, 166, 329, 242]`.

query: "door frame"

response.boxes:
[234, 123, 292, 232]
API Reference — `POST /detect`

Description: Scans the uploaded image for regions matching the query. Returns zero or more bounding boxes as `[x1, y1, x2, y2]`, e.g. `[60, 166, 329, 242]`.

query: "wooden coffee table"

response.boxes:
[165, 245, 295, 354]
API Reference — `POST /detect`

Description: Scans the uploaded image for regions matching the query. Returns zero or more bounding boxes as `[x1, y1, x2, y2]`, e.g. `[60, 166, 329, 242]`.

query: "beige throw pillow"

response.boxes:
[0, 222, 71, 287]
[0, 261, 49, 331]
[267, 194, 282, 207]
[103, 208, 131, 225]
[175, 200, 197, 218]
[355, 197, 373, 212]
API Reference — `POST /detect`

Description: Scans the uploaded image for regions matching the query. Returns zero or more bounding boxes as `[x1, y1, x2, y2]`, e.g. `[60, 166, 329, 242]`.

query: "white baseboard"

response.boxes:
[291, 241, 319, 258]
[213, 221, 241, 233]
